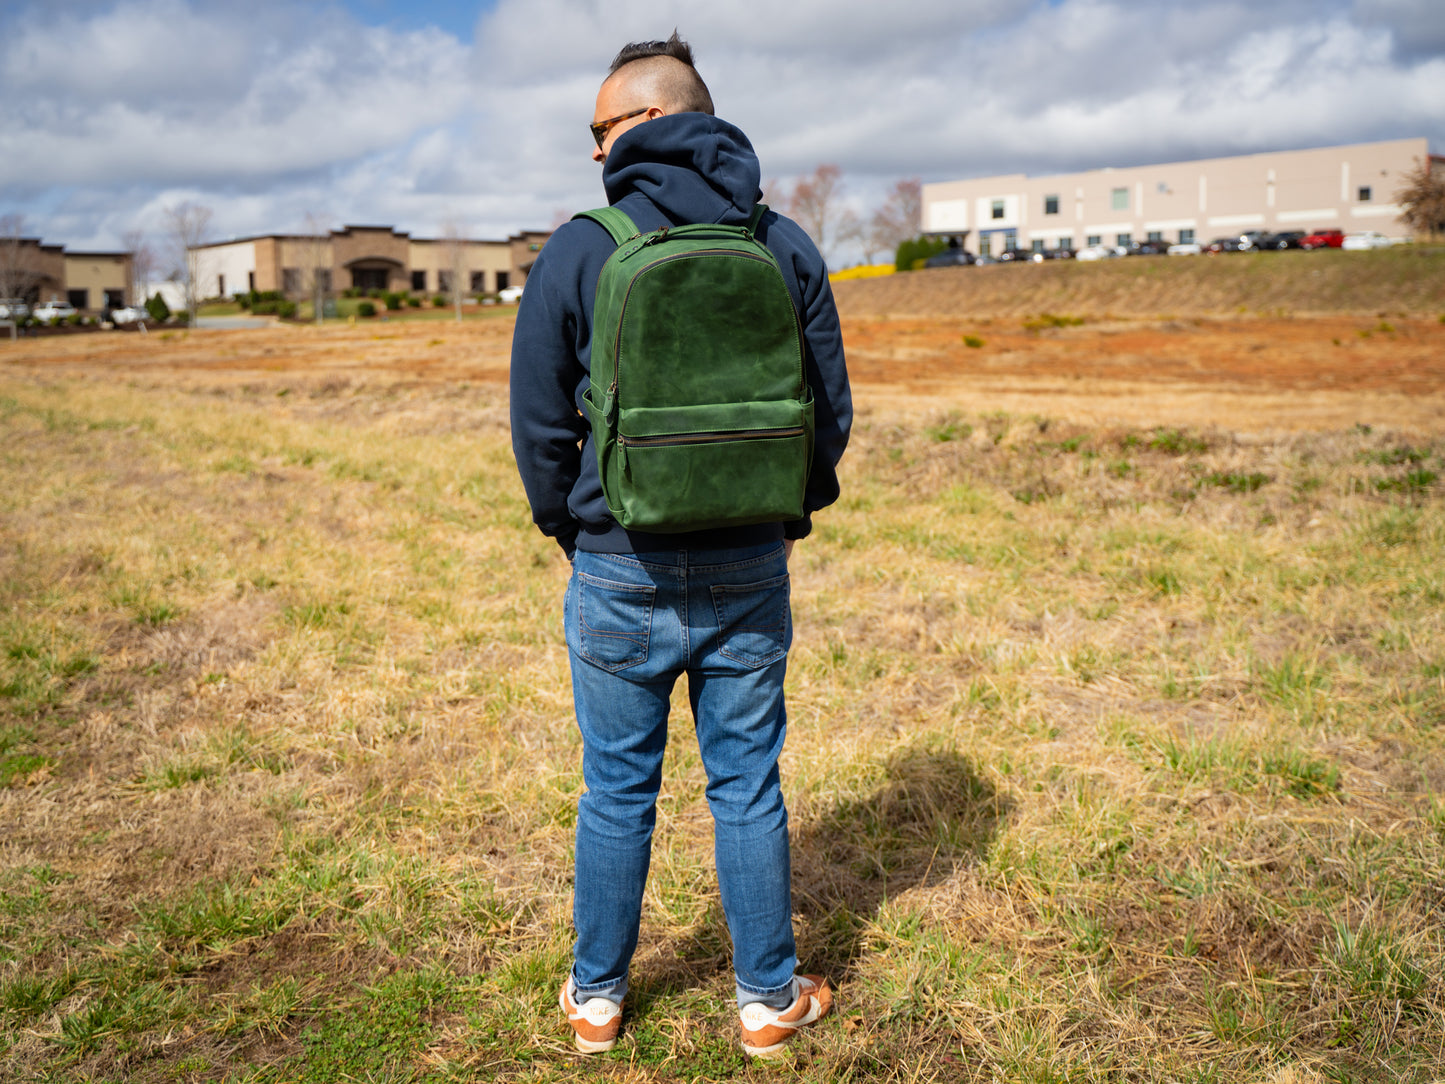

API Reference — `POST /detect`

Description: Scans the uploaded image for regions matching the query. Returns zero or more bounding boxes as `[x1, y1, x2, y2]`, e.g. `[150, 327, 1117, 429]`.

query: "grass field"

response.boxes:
[834, 245, 1445, 318]
[1, 291, 1443, 1082]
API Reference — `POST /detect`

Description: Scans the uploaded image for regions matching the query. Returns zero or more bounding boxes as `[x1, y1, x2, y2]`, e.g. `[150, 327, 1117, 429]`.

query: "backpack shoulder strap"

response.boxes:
[747, 203, 768, 233]
[573, 206, 640, 246]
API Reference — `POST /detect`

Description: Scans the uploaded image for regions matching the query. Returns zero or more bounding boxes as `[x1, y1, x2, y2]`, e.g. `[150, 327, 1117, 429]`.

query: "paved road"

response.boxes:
[194, 315, 274, 330]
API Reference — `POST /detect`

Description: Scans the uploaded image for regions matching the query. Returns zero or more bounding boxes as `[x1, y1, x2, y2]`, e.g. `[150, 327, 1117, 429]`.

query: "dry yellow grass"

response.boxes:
[1, 311, 1442, 1082]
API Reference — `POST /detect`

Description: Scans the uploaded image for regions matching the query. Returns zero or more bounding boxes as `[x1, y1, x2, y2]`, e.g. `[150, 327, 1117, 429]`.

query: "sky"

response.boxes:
[2, 0, 1442, 266]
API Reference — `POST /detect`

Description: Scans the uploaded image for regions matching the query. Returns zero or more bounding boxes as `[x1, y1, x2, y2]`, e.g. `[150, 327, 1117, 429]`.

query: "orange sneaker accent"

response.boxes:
[559, 981, 622, 1053]
[739, 974, 833, 1058]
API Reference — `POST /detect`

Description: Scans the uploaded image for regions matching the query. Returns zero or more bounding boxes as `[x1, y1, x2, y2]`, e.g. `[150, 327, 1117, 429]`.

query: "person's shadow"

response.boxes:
[639, 745, 1007, 992]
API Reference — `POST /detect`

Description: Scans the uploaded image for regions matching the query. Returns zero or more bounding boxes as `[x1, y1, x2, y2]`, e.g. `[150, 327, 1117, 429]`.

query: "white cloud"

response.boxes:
[3, 0, 1441, 255]
[0, 0, 472, 192]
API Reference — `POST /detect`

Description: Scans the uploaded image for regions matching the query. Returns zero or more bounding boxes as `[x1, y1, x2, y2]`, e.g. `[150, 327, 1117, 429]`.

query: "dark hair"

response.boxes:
[607, 30, 714, 115]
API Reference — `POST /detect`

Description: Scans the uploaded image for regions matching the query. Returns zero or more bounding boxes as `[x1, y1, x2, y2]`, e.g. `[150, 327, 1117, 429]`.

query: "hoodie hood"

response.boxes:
[601, 112, 762, 226]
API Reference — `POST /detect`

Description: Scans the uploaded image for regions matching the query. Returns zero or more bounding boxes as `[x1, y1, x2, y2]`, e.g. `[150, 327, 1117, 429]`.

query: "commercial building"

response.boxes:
[1, 236, 133, 312]
[922, 138, 1436, 256]
[192, 224, 551, 301]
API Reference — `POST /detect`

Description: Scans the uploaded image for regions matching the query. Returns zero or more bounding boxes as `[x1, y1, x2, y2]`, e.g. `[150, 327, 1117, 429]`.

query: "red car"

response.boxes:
[1301, 229, 1345, 249]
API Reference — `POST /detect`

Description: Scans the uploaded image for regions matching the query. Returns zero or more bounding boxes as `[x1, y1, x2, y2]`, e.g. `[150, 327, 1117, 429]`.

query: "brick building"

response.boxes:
[192, 224, 551, 301]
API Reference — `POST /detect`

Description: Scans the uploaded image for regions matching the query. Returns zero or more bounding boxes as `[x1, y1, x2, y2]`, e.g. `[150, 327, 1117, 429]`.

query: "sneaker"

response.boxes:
[738, 974, 833, 1059]
[559, 981, 622, 1053]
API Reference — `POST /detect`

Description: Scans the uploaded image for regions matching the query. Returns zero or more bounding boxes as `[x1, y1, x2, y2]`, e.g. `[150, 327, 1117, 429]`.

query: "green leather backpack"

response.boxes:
[576, 204, 814, 533]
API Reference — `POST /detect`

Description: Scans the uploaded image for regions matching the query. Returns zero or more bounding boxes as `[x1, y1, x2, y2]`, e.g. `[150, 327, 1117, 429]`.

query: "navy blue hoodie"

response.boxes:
[509, 112, 852, 558]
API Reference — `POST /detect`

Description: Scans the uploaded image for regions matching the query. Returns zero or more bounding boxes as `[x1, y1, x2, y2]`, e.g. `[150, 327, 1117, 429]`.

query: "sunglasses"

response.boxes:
[590, 107, 650, 150]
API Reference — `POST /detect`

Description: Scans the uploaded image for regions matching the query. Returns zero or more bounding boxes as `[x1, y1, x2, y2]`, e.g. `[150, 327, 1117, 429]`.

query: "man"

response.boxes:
[509, 32, 851, 1059]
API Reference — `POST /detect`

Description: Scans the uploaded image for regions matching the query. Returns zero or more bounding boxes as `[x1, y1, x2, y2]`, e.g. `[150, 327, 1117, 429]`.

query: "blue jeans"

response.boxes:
[564, 542, 798, 1009]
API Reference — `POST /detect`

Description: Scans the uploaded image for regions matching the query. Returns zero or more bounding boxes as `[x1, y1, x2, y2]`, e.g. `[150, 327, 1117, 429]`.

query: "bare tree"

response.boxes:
[163, 201, 212, 324]
[1395, 157, 1445, 240]
[760, 177, 785, 211]
[0, 214, 40, 300]
[121, 228, 156, 307]
[299, 213, 332, 325]
[865, 178, 922, 265]
[1, 214, 44, 340]
[441, 219, 467, 323]
[786, 164, 855, 263]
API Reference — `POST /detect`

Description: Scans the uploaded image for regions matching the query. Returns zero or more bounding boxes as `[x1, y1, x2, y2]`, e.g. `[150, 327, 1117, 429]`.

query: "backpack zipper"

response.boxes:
[618, 425, 806, 449]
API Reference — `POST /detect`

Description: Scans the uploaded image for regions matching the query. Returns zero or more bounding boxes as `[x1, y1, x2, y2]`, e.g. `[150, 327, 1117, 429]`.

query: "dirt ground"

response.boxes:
[4, 308, 1444, 435]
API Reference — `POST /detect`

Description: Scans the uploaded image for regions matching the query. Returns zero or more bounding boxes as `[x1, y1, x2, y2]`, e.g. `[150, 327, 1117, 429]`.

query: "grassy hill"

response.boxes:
[833, 245, 1445, 318]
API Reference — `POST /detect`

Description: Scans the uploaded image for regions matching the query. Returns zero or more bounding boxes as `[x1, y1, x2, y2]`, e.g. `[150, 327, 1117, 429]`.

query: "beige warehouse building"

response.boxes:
[2, 237, 133, 312]
[922, 138, 1437, 256]
[193, 224, 551, 301]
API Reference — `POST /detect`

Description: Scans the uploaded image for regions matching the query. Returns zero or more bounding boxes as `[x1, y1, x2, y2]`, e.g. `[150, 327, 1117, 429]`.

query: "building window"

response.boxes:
[470, 271, 485, 292]
[315, 269, 332, 293]
[1358, 185, 1372, 202]
[1111, 187, 1129, 211]
[351, 267, 388, 291]
[411, 270, 426, 291]
[496, 271, 509, 291]
[1044, 194, 1059, 215]
[217, 273, 225, 297]
[1056, 237, 1072, 250]
[979, 236, 992, 257]
[1147, 231, 1163, 242]
[1179, 228, 1195, 244]
[1086, 234, 1101, 247]
[282, 268, 301, 294]
[1116, 232, 1132, 247]
[248, 271, 255, 292]
[1031, 239, 1045, 253]
[991, 200, 1005, 220]
[104, 289, 124, 309]
[1002, 230, 1017, 250]
[438, 270, 453, 292]
[67, 289, 88, 310]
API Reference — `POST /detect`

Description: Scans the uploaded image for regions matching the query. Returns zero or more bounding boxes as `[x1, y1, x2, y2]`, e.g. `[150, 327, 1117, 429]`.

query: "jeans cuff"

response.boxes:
[570, 969, 628, 1007]
[736, 975, 797, 1010]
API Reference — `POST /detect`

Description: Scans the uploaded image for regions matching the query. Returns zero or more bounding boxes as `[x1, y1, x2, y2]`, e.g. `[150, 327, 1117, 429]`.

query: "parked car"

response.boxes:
[996, 247, 1033, 263]
[1125, 239, 1170, 256]
[32, 301, 78, 322]
[1341, 230, 1394, 250]
[110, 304, 149, 325]
[1301, 228, 1344, 250]
[1074, 244, 1118, 261]
[923, 248, 976, 268]
[1219, 231, 1265, 252]
[1206, 236, 1245, 253]
[1040, 247, 1075, 260]
[0, 299, 29, 319]
[497, 285, 524, 303]
[1259, 231, 1307, 250]
[1167, 241, 1203, 256]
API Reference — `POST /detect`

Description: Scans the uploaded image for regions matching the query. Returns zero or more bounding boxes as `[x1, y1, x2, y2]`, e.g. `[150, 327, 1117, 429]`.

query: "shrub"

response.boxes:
[357, 301, 376, 317]
[145, 293, 171, 322]
[1023, 313, 1086, 331]
[895, 235, 948, 272]
[384, 292, 403, 311]
[277, 301, 297, 319]
[408, 297, 422, 308]
[433, 295, 447, 307]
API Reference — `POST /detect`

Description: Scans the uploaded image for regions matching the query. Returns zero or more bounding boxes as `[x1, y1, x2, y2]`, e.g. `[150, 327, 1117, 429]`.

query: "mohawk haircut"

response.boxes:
[606, 30, 714, 115]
